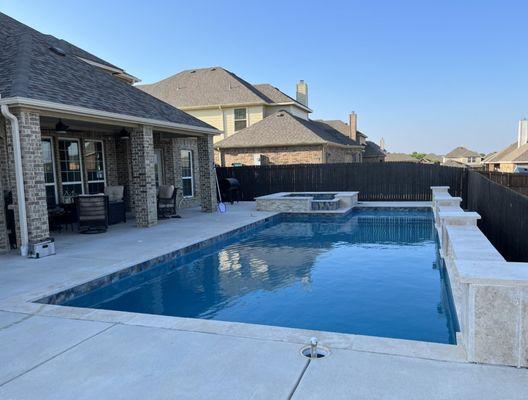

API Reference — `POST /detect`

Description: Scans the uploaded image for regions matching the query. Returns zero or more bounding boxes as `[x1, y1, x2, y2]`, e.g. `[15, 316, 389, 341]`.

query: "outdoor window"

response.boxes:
[58, 139, 83, 203]
[181, 149, 194, 197]
[154, 149, 164, 187]
[84, 140, 106, 194]
[41, 137, 57, 208]
[234, 108, 247, 131]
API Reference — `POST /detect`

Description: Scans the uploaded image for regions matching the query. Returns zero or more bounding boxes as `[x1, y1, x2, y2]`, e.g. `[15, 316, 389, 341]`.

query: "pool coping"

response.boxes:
[1, 201, 469, 364]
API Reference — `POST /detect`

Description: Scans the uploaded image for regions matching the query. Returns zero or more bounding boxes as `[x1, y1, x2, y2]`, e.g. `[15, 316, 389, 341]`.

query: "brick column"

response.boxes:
[4, 111, 50, 246]
[130, 125, 157, 227]
[197, 135, 217, 212]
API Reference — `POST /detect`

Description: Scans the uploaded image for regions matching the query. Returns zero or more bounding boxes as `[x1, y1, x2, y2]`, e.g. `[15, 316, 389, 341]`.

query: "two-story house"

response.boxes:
[443, 147, 484, 167]
[137, 67, 312, 143]
[483, 119, 528, 172]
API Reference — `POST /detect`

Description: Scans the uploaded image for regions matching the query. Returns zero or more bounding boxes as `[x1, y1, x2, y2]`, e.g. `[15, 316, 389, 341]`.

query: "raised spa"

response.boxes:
[256, 191, 358, 212]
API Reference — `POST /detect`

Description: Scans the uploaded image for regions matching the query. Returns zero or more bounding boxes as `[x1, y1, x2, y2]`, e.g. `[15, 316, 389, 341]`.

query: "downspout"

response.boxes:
[1, 100, 29, 256]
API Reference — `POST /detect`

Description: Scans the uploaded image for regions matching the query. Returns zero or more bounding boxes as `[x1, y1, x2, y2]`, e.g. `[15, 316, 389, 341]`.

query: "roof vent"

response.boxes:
[211, 68, 217, 71]
[49, 46, 66, 56]
[190, 70, 196, 73]
[277, 112, 284, 117]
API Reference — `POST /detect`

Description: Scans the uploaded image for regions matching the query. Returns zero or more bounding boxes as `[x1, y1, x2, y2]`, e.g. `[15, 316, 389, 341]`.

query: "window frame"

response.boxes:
[154, 149, 164, 188]
[180, 149, 194, 198]
[233, 108, 248, 131]
[41, 136, 58, 207]
[84, 139, 106, 194]
[58, 137, 84, 202]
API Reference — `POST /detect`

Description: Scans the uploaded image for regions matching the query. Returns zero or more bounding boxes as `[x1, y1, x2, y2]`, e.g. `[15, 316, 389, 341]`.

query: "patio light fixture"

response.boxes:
[55, 119, 69, 134]
[119, 128, 130, 140]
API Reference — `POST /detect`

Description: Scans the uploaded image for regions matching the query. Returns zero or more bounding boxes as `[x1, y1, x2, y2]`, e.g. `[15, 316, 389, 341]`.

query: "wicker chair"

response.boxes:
[75, 195, 109, 233]
[157, 185, 178, 219]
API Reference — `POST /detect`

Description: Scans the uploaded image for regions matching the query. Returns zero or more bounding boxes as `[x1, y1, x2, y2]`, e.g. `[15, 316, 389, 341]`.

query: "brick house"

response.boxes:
[214, 110, 364, 166]
[0, 13, 219, 255]
[483, 119, 528, 172]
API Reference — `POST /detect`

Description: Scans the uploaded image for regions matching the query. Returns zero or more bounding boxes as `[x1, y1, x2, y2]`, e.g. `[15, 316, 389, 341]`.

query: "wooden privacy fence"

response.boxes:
[217, 162, 467, 201]
[478, 171, 528, 196]
[466, 170, 528, 261]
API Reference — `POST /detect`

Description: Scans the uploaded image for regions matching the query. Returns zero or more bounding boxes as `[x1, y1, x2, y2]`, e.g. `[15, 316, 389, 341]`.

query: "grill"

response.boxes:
[220, 178, 241, 204]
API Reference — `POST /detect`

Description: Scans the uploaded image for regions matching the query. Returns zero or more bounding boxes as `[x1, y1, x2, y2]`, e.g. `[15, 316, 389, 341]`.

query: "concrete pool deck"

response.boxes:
[0, 202, 526, 399]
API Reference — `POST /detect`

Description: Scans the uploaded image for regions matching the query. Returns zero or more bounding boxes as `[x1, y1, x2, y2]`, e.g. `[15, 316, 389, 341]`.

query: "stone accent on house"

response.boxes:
[130, 125, 157, 227]
[219, 145, 324, 166]
[4, 110, 50, 245]
[197, 135, 217, 212]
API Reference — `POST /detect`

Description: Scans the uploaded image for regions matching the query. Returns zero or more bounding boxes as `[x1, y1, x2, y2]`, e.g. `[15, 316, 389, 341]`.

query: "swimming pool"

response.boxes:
[59, 208, 459, 344]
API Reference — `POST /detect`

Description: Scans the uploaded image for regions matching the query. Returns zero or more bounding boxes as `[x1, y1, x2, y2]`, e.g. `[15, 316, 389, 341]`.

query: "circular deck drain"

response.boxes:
[300, 345, 330, 359]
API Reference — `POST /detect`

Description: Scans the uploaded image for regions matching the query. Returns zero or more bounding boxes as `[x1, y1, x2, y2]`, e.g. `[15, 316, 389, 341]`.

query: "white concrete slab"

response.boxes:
[0, 315, 110, 385]
[0, 311, 27, 329]
[293, 348, 528, 400]
[0, 324, 306, 400]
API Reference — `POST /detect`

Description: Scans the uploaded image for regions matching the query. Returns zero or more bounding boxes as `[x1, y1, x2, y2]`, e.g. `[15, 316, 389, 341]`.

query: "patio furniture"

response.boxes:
[157, 185, 178, 219]
[75, 194, 109, 234]
[48, 203, 77, 232]
[105, 185, 126, 225]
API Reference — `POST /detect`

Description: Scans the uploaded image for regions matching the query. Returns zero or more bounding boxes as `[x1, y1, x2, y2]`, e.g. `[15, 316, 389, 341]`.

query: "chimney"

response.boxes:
[380, 137, 385, 151]
[296, 80, 308, 106]
[349, 112, 357, 142]
[518, 118, 528, 148]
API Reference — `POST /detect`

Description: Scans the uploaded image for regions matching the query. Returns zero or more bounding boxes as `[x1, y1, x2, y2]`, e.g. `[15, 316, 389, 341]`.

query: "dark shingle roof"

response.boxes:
[363, 141, 386, 158]
[137, 67, 311, 111]
[0, 12, 213, 130]
[215, 111, 361, 149]
[444, 146, 481, 158]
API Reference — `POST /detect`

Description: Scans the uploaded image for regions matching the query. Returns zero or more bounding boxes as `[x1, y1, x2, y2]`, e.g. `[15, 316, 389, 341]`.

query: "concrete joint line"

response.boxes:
[0, 313, 34, 332]
[0, 323, 117, 388]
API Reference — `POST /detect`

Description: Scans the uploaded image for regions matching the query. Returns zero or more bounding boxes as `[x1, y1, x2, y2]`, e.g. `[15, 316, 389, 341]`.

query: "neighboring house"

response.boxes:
[0, 13, 219, 255]
[317, 114, 386, 163]
[483, 119, 528, 172]
[137, 67, 312, 143]
[385, 153, 419, 163]
[214, 110, 364, 166]
[422, 153, 443, 164]
[443, 147, 483, 167]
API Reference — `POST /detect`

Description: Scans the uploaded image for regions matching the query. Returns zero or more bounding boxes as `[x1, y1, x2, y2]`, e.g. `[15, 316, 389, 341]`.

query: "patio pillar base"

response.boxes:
[130, 125, 157, 227]
[197, 135, 217, 213]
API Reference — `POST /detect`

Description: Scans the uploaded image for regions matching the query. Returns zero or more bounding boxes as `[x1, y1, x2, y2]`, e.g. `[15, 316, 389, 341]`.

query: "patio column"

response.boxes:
[130, 125, 157, 227]
[197, 135, 217, 212]
[4, 110, 49, 246]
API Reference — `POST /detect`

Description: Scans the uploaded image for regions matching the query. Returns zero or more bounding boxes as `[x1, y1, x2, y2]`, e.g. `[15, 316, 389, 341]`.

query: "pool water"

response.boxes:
[64, 209, 459, 344]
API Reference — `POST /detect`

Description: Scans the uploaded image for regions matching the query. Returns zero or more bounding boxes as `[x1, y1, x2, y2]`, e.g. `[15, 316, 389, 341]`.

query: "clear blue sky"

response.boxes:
[2, 0, 527, 154]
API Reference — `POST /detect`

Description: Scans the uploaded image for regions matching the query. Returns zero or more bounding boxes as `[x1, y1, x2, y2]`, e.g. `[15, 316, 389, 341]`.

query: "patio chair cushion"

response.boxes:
[158, 185, 175, 200]
[105, 186, 124, 203]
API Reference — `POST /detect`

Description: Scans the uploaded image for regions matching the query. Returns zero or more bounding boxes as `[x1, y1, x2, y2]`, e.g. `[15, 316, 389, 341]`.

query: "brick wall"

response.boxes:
[325, 145, 361, 164]
[5, 110, 50, 245]
[130, 126, 157, 227]
[0, 117, 7, 253]
[219, 146, 324, 166]
[197, 135, 217, 212]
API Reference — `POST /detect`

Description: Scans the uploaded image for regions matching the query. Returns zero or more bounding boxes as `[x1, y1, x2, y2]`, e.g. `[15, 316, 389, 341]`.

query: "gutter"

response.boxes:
[0, 97, 219, 136]
[0, 101, 28, 256]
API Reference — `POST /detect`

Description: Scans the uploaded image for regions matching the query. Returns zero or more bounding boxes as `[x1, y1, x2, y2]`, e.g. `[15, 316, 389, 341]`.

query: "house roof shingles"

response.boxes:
[137, 67, 310, 111]
[215, 111, 361, 149]
[385, 153, 419, 162]
[445, 146, 481, 158]
[485, 143, 528, 164]
[0, 12, 213, 130]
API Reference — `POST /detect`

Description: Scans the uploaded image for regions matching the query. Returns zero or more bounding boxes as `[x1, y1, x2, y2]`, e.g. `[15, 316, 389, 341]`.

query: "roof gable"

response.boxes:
[215, 111, 360, 149]
[445, 146, 481, 158]
[137, 68, 312, 112]
[0, 12, 212, 130]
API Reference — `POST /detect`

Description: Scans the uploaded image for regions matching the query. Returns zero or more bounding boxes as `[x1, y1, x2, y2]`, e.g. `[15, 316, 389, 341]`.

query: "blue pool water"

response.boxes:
[64, 209, 459, 344]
